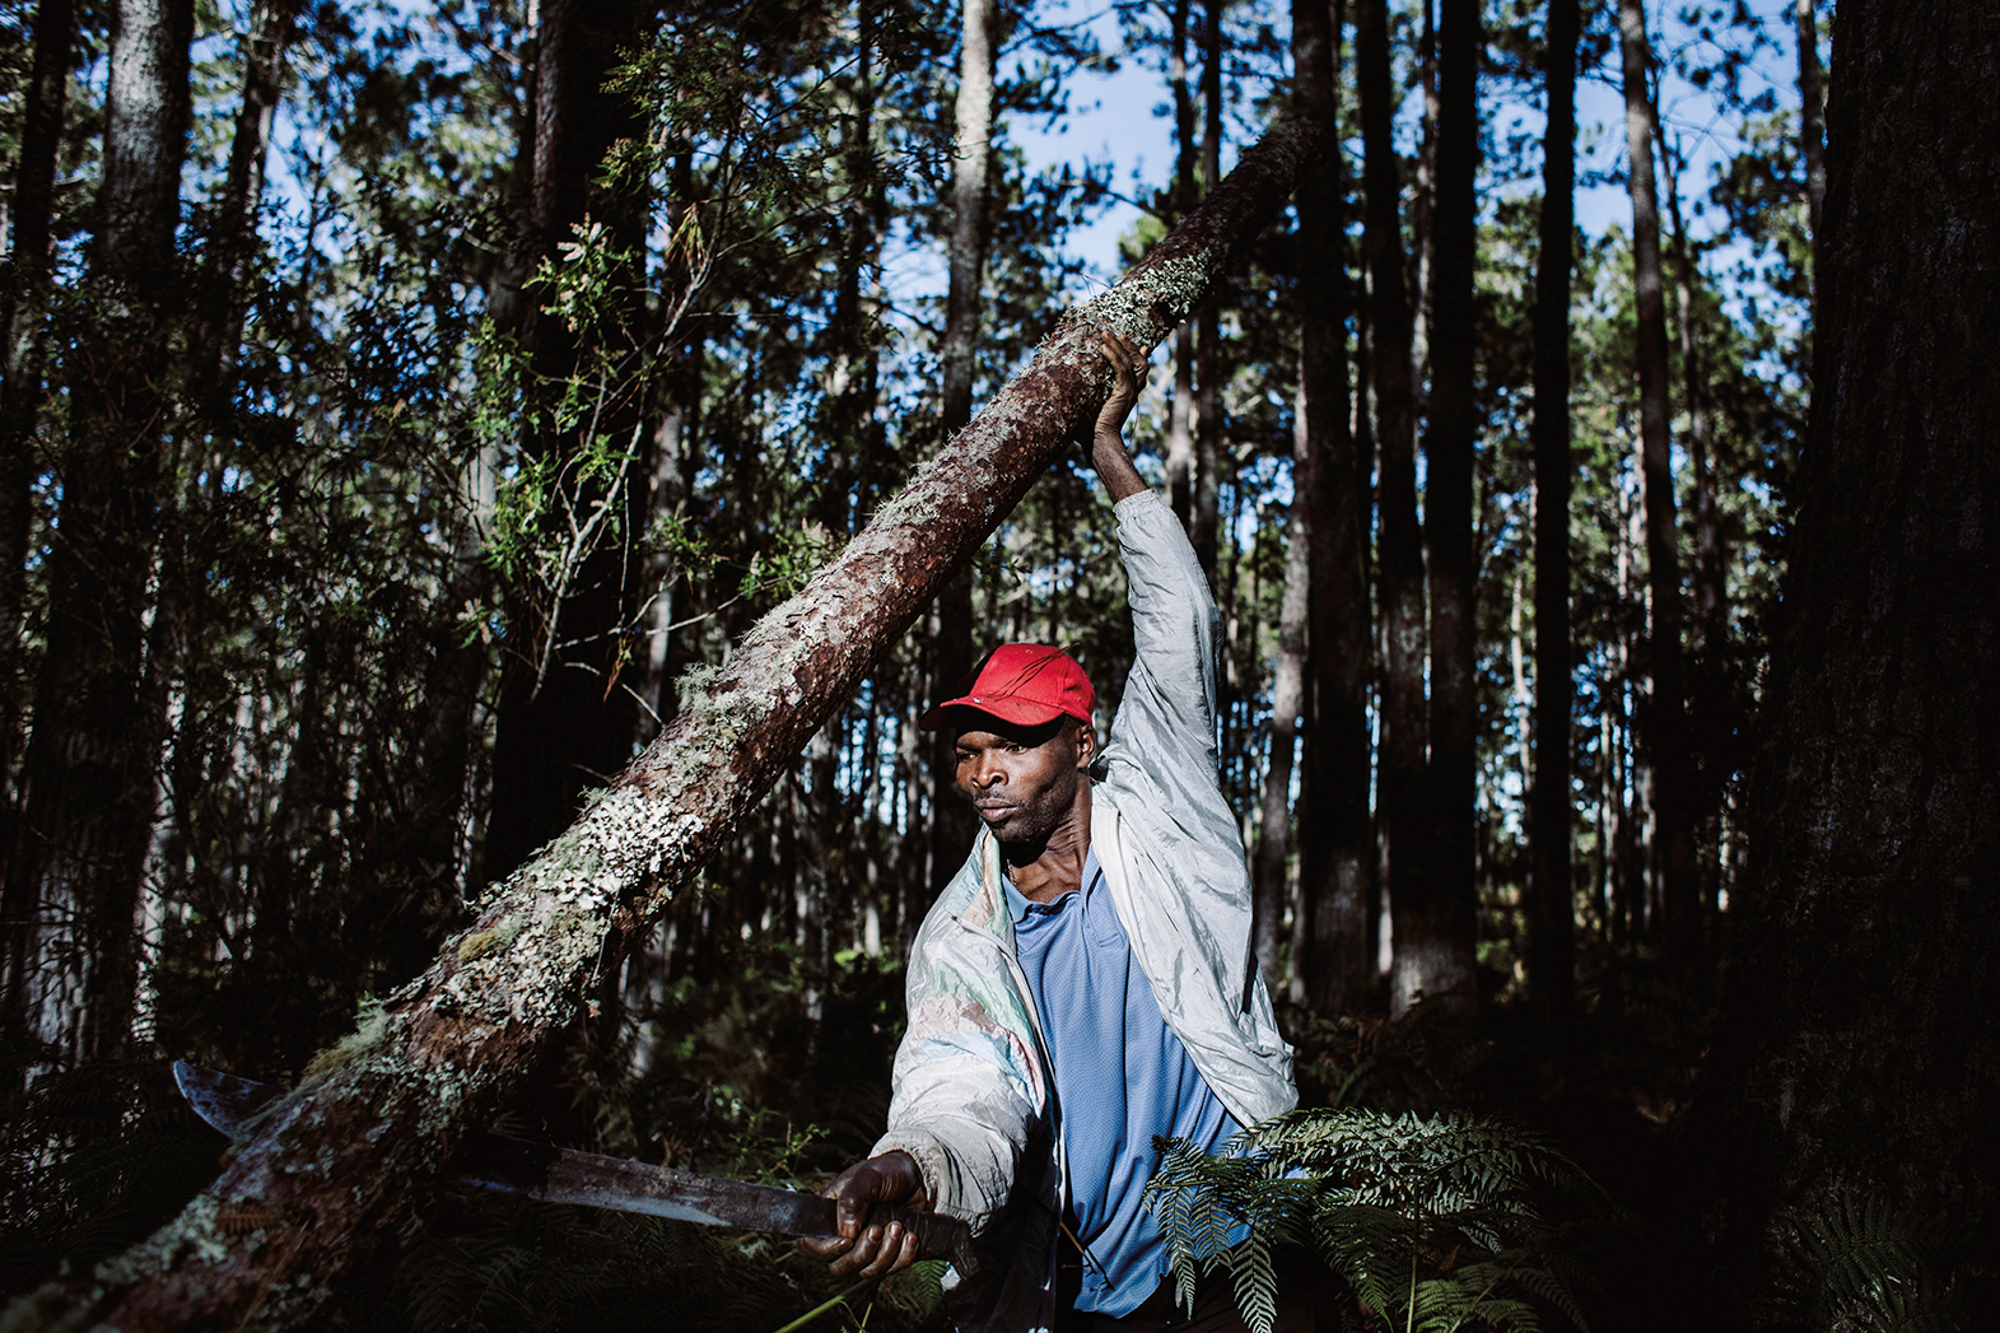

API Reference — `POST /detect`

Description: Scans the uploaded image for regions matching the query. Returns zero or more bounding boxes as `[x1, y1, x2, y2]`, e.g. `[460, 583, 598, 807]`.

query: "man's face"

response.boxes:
[951, 715, 1094, 848]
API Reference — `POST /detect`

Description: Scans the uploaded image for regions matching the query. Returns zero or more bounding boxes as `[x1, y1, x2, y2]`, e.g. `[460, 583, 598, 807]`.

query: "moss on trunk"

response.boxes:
[2, 109, 1320, 1333]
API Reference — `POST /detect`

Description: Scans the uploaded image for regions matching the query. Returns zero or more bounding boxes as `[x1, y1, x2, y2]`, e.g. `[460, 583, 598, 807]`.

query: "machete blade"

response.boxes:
[174, 1059, 281, 1135]
[170, 1062, 976, 1276]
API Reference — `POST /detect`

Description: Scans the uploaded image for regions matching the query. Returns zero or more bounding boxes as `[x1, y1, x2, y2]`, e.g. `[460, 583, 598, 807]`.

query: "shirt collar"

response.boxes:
[1002, 848, 1105, 926]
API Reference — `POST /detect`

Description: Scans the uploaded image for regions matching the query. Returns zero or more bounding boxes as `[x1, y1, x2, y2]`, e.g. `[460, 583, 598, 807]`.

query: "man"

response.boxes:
[802, 336, 1298, 1330]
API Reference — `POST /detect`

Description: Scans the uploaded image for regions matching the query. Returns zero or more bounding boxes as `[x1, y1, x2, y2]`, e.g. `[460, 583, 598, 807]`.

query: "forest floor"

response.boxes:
[1, 937, 1741, 1332]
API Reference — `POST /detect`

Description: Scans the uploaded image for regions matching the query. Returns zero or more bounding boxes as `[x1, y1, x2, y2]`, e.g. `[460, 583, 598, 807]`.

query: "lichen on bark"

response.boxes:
[4, 107, 1320, 1333]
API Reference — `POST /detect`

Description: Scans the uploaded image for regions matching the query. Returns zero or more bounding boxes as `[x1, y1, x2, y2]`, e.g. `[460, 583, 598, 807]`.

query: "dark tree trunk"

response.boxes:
[1657, 132, 1721, 664]
[0, 0, 77, 1052]
[1615, 0, 1698, 960]
[189, 0, 300, 409]
[482, 0, 651, 883]
[1291, 0, 1372, 1015]
[1258, 15, 1312, 974]
[1255, 481, 1305, 987]
[3, 0, 193, 1069]
[1409, 0, 1437, 389]
[1694, 0, 2000, 1277]
[926, 0, 997, 902]
[634, 146, 702, 742]
[1415, 0, 1479, 1014]
[2, 110, 1326, 1333]
[1165, 0, 1197, 530]
[1358, 0, 1434, 1017]
[1190, 0, 1226, 581]
[1659, 127, 1732, 927]
[1528, 0, 1578, 1035]
[1793, 0, 1825, 239]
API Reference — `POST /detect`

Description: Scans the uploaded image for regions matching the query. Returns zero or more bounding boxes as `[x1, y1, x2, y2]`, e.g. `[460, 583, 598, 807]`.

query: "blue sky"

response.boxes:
[1001, 0, 1814, 281]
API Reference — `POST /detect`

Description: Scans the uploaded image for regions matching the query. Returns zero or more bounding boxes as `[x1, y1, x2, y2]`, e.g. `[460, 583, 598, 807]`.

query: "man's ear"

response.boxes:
[1072, 720, 1097, 770]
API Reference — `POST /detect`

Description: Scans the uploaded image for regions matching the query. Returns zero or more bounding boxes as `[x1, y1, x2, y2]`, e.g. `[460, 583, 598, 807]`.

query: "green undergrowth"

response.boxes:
[333, 936, 929, 1332]
[326, 1200, 951, 1333]
[0, 1059, 227, 1294]
[1144, 1108, 1637, 1333]
[6, 942, 1977, 1332]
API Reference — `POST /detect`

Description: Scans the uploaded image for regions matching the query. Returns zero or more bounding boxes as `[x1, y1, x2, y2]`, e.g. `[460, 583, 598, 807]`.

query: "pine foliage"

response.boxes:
[1143, 1108, 1628, 1333]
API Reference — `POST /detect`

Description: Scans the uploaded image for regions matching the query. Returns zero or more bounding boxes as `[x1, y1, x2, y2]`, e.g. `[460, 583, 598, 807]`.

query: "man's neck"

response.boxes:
[1001, 784, 1093, 904]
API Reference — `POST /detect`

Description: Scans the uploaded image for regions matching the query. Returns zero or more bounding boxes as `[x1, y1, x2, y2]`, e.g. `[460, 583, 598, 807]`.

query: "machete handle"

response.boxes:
[863, 1201, 977, 1277]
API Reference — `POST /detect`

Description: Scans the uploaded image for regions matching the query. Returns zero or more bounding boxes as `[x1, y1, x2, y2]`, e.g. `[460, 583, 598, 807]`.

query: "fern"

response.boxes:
[1773, 1192, 1975, 1333]
[1144, 1109, 1626, 1333]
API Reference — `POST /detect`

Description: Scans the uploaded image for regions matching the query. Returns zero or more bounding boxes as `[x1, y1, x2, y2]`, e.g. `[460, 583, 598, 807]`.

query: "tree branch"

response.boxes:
[5, 108, 1320, 1333]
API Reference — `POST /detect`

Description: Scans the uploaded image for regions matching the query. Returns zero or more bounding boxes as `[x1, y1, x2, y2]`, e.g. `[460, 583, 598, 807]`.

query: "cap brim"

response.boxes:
[917, 696, 1071, 733]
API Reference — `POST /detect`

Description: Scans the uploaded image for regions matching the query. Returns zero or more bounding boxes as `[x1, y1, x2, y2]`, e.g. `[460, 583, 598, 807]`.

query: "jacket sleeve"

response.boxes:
[1101, 489, 1231, 833]
[870, 923, 1049, 1234]
[1098, 488, 1268, 1036]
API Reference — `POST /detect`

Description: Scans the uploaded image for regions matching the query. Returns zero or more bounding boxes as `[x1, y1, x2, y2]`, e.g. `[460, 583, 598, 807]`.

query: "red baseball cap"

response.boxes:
[919, 643, 1096, 732]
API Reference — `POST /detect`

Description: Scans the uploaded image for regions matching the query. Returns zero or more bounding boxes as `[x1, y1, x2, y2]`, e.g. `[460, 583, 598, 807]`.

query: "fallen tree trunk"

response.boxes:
[6, 110, 1320, 1332]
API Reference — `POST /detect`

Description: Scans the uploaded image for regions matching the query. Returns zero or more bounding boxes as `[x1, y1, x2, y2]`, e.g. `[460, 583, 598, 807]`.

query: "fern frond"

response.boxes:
[1150, 1108, 1628, 1333]
[1227, 1229, 1280, 1333]
[1775, 1191, 1975, 1333]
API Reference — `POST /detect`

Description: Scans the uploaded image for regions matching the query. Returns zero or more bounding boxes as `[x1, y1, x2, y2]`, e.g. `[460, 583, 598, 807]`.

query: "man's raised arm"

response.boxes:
[1088, 336, 1225, 779]
[1089, 335, 1149, 502]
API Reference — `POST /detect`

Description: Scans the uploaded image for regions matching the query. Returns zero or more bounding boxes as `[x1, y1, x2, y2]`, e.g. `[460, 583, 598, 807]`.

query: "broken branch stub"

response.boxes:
[9, 110, 1319, 1332]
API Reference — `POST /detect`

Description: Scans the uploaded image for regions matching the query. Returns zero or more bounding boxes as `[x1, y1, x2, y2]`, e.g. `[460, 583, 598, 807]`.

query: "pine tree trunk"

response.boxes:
[3, 0, 193, 1070]
[1290, 0, 1372, 1015]
[1414, 0, 1479, 1015]
[2, 109, 1326, 1332]
[633, 145, 702, 741]
[1165, 0, 1198, 531]
[1657, 134, 1720, 662]
[1694, 0, 2000, 1267]
[927, 0, 997, 901]
[1358, 0, 1433, 1017]
[483, 0, 651, 883]
[1190, 0, 1226, 581]
[0, 0, 77, 1055]
[189, 0, 300, 409]
[1615, 0, 1698, 960]
[1659, 128, 1730, 926]
[1528, 0, 1578, 1034]
[1408, 0, 1437, 392]
[1793, 0, 1825, 239]
[1255, 432, 1307, 985]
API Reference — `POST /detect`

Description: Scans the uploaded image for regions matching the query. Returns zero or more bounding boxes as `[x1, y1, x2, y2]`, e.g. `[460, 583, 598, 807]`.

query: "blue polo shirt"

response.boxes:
[1005, 850, 1242, 1317]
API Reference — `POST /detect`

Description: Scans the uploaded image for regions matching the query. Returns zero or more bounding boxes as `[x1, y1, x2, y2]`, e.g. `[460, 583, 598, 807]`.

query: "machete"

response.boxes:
[172, 1062, 974, 1275]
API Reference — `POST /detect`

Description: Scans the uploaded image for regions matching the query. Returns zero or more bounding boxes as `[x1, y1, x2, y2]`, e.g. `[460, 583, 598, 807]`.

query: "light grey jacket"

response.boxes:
[874, 490, 1297, 1332]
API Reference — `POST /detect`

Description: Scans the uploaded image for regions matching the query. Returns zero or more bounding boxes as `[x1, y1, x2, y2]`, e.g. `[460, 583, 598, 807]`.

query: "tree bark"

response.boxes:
[1793, 0, 1825, 239]
[1190, 0, 1226, 581]
[482, 0, 651, 884]
[3, 109, 1325, 1333]
[1694, 0, 2000, 1271]
[3, 0, 193, 1069]
[1409, 0, 1437, 393]
[1528, 0, 1578, 1035]
[1165, 0, 1198, 531]
[0, 0, 78, 1053]
[1615, 0, 1698, 960]
[1290, 0, 1372, 1015]
[1253, 461, 1305, 986]
[189, 0, 300, 409]
[1358, 0, 1435, 1017]
[1415, 0, 1480, 1015]
[1657, 131, 1719, 663]
[927, 0, 997, 900]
